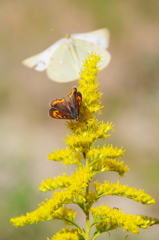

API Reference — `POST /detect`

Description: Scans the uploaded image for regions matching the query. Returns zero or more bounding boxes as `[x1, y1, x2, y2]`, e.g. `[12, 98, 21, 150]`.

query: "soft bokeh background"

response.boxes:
[1, 0, 159, 239]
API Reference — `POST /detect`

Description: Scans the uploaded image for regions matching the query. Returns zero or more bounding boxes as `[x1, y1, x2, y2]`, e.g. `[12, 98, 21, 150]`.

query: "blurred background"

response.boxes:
[1, 0, 159, 239]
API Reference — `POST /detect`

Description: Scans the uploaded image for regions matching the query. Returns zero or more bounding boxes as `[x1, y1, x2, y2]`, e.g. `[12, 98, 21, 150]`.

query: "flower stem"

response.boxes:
[85, 184, 90, 240]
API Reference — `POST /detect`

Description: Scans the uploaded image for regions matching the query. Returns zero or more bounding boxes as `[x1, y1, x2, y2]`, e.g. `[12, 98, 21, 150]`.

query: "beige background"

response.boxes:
[1, 0, 159, 239]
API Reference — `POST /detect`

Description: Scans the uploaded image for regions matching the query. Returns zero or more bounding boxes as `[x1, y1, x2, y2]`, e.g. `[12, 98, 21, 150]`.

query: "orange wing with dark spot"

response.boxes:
[49, 87, 82, 120]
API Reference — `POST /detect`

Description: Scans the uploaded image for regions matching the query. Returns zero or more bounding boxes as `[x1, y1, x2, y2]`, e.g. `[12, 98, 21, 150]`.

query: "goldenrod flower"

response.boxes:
[10, 54, 159, 240]
[91, 205, 159, 234]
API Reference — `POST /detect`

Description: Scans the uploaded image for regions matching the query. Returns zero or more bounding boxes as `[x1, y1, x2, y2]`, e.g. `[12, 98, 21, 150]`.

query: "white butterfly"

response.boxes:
[22, 28, 111, 82]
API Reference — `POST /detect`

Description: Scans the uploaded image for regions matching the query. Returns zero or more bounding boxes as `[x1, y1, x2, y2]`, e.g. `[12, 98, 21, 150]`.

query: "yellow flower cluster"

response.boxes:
[48, 148, 83, 166]
[10, 196, 76, 227]
[48, 228, 83, 240]
[39, 167, 93, 192]
[11, 167, 94, 227]
[91, 205, 159, 234]
[87, 145, 129, 176]
[93, 181, 156, 204]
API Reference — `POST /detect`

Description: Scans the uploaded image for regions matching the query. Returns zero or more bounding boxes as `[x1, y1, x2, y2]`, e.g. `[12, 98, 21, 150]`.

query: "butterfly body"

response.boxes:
[23, 28, 111, 82]
[49, 87, 82, 120]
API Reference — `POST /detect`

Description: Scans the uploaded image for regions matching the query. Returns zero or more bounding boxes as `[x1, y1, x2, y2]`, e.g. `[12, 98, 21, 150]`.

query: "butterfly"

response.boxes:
[49, 87, 82, 120]
[22, 28, 111, 82]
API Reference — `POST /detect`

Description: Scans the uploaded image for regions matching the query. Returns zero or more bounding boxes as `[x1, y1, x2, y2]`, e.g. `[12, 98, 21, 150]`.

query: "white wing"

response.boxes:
[47, 38, 111, 82]
[22, 28, 111, 82]
[22, 38, 64, 71]
[72, 28, 110, 49]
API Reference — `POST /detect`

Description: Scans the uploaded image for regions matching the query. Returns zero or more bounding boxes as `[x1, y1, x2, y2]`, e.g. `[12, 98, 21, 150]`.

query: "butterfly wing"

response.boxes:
[47, 38, 111, 82]
[49, 87, 82, 119]
[23, 29, 110, 82]
[49, 97, 74, 119]
[22, 38, 64, 71]
[72, 28, 110, 49]
[71, 39, 111, 70]
[67, 87, 82, 118]
[49, 109, 74, 119]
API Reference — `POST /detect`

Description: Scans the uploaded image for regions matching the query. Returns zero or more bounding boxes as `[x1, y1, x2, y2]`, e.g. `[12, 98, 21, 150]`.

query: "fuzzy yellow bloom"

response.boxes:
[48, 148, 83, 166]
[10, 193, 77, 227]
[48, 228, 84, 240]
[87, 145, 129, 176]
[39, 167, 93, 192]
[93, 181, 156, 204]
[39, 175, 71, 192]
[91, 205, 158, 234]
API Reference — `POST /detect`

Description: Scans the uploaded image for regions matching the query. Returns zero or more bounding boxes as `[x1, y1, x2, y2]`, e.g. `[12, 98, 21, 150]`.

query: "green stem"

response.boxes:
[63, 217, 83, 232]
[85, 153, 90, 240]
[85, 184, 90, 240]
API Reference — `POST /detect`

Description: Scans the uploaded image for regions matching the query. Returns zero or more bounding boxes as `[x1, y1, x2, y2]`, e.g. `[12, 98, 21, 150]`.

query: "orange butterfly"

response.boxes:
[49, 87, 82, 120]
